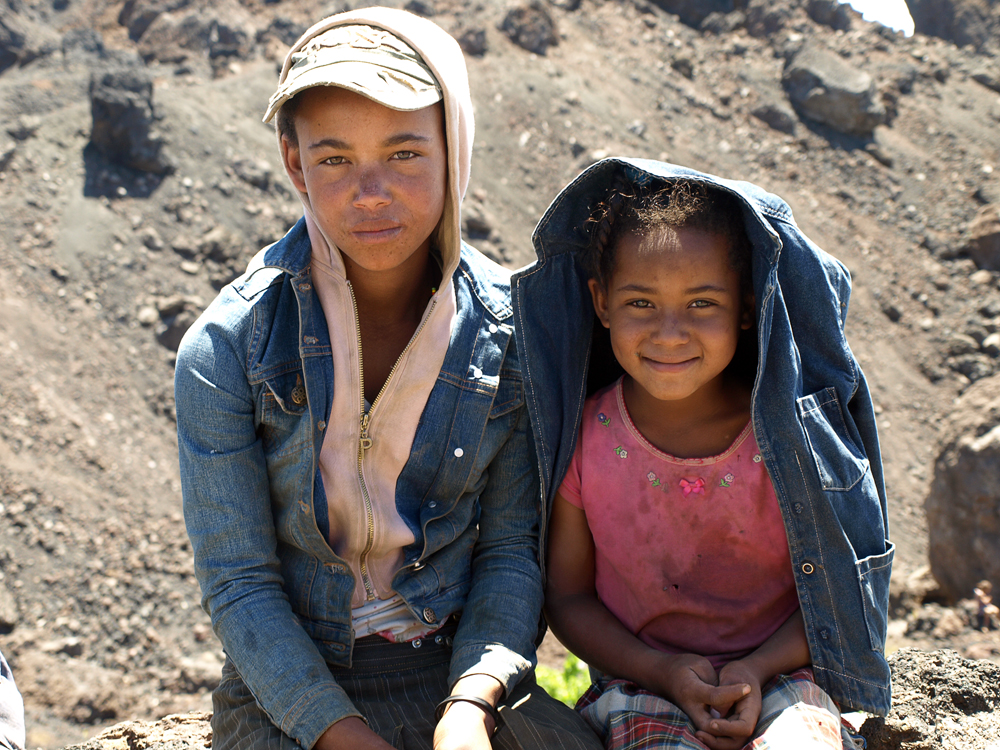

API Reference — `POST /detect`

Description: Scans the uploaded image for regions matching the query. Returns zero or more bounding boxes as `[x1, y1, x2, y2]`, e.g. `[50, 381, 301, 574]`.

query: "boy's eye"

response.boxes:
[392, 150, 418, 160]
[322, 155, 347, 166]
[690, 299, 714, 309]
[628, 300, 652, 309]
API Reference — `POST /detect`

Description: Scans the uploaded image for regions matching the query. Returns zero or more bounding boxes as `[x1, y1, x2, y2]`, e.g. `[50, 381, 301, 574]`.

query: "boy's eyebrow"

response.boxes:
[306, 133, 433, 151]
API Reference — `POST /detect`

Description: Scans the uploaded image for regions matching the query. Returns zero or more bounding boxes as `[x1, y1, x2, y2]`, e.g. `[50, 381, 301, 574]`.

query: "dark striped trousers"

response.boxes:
[212, 631, 602, 750]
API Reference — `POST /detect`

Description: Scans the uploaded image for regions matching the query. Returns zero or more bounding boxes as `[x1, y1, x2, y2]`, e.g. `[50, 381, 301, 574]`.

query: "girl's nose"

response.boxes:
[353, 166, 391, 210]
[651, 311, 689, 344]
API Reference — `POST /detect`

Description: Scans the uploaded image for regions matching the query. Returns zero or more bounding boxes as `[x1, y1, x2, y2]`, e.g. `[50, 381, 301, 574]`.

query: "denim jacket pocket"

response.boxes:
[797, 388, 869, 491]
[260, 370, 309, 458]
[488, 371, 523, 419]
[856, 542, 894, 651]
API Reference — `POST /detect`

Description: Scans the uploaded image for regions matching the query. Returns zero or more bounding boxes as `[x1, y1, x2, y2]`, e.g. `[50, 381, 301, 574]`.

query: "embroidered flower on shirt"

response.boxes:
[719, 472, 735, 488]
[753, 454, 762, 463]
[647, 471, 662, 488]
[598, 412, 611, 427]
[615, 446, 628, 459]
[679, 477, 705, 496]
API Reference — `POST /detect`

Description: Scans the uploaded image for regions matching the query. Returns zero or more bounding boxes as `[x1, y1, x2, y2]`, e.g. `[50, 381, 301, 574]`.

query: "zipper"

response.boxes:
[348, 281, 437, 601]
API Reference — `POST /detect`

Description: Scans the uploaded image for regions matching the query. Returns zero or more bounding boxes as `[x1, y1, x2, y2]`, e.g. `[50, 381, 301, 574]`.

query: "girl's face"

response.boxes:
[589, 227, 753, 407]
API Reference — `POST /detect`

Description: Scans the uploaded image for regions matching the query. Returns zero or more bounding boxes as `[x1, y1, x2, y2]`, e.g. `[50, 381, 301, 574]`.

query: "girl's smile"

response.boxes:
[589, 227, 753, 412]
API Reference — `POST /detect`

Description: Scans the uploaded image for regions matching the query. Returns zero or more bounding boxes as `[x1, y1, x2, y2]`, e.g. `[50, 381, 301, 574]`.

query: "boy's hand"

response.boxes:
[432, 700, 493, 750]
[655, 654, 751, 739]
[693, 660, 761, 750]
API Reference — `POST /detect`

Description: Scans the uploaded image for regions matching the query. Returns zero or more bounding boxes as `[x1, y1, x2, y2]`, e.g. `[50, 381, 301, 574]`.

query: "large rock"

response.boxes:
[499, 1, 558, 55]
[118, 0, 192, 42]
[907, 0, 1000, 52]
[861, 649, 1000, 750]
[89, 67, 174, 175]
[925, 373, 1000, 601]
[0, 8, 58, 73]
[967, 204, 1000, 272]
[62, 711, 211, 749]
[646, 0, 736, 28]
[782, 41, 886, 136]
[137, 3, 256, 64]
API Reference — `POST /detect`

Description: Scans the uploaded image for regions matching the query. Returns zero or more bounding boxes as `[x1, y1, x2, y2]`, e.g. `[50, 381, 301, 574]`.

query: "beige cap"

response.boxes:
[263, 24, 442, 123]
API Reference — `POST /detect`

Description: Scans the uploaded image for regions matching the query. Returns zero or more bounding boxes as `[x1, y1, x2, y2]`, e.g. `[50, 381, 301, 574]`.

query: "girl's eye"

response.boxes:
[392, 150, 418, 160]
[690, 299, 714, 309]
[628, 300, 652, 309]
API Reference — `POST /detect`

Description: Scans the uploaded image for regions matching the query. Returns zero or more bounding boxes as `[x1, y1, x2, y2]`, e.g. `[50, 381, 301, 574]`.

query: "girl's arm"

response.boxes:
[695, 609, 811, 750]
[544, 493, 750, 728]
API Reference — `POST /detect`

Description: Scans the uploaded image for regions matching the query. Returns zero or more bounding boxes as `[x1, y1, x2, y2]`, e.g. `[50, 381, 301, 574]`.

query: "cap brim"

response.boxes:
[263, 61, 442, 123]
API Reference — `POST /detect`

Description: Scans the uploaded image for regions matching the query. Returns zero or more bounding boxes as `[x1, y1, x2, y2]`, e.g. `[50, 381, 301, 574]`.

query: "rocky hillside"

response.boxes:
[1, 0, 1000, 746]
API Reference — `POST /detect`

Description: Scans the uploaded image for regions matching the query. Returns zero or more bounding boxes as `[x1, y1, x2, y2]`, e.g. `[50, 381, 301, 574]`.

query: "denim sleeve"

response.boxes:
[447, 401, 543, 693]
[175, 314, 362, 749]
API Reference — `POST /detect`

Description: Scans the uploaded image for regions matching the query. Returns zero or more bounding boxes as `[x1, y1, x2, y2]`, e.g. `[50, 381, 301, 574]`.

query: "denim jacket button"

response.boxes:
[793, 502, 804, 514]
[423, 607, 437, 623]
[454, 448, 464, 458]
[317, 420, 327, 431]
[820, 628, 830, 640]
[412, 638, 422, 648]
[298, 283, 312, 292]
[303, 335, 318, 345]
[428, 501, 438, 509]
[802, 562, 815, 575]
[488, 323, 498, 333]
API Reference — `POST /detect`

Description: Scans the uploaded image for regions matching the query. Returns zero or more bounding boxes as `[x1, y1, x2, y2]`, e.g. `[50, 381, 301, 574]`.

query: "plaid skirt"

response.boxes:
[576, 668, 853, 750]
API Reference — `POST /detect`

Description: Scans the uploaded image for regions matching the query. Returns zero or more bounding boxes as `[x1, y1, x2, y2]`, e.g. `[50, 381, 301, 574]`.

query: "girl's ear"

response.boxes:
[741, 292, 756, 330]
[280, 134, 308, 195]
[588, 278, 611, 329]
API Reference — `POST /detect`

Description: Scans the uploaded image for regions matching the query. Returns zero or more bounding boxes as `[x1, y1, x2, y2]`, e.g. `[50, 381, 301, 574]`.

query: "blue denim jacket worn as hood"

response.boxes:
[512, 158, 893, 716]
[176, 220, 541, 748]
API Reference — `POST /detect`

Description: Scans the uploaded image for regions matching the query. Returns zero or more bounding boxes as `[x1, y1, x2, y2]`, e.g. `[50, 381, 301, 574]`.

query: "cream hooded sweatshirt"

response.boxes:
[276, 8, 474, 612]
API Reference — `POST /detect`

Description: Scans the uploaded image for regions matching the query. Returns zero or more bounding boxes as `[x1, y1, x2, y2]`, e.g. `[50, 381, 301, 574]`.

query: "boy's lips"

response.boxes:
[350, 220, 403, 242]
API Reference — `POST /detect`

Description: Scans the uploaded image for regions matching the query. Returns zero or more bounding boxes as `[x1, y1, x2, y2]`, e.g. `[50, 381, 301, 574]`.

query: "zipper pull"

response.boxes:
[360, 412, 373, 454]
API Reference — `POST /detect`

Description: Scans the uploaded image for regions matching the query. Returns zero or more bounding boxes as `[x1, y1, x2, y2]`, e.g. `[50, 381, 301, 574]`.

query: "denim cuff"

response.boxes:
[279, 681, 364, 750]
[449, 643, 533, 697]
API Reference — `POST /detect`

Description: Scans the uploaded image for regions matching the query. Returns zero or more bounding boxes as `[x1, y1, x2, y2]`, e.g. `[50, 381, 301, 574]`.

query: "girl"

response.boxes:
[511, 159, 892, 750]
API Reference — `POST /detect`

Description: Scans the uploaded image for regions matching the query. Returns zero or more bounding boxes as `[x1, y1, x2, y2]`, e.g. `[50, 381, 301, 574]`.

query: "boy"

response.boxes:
[175, 8, 600, 750]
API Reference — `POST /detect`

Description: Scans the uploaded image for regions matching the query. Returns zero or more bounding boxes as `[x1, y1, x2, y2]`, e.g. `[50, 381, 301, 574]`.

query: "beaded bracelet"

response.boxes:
[434, 695, 503, 732]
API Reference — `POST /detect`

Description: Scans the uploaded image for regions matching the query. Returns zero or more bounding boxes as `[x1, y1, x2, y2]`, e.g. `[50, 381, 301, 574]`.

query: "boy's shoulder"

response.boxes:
[456, 241, 513, 322]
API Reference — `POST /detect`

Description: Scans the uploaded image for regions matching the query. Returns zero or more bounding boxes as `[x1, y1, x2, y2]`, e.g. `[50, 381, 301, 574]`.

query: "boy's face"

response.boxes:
[281, 86, 447, 275]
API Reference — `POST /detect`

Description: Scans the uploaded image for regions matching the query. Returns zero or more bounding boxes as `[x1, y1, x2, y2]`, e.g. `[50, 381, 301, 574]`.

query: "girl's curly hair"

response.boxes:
[585, 174, 752, 293]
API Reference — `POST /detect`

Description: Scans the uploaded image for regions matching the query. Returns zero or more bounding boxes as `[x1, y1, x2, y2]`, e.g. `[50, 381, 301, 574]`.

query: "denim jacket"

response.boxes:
[511, 158, 893, 716]
[176, 219, 541, 748]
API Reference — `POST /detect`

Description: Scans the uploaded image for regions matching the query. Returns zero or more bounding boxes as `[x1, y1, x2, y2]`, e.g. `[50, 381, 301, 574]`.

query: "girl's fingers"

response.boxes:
[705, 712, 755, 741]
[693, 729, 745, 750]
[705, 682, 751, 708]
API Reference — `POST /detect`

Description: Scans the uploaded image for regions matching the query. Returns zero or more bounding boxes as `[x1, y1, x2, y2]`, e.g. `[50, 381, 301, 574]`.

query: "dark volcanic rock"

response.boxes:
[88, 67, 174, 175]
[499, 1, 557, 55]
[782, 40, 886, 136]
[647, 0, 735, 28]
[908, 0, 1000, 52]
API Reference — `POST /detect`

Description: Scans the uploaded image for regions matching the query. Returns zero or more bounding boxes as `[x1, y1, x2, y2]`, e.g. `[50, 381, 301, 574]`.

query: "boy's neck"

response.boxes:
[623, 373, 753, 459]
[343, 244, 441, 329]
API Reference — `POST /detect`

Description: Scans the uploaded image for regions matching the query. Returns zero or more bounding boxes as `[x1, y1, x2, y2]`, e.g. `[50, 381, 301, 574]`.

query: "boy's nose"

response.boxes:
[353, 167, 391, 210]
